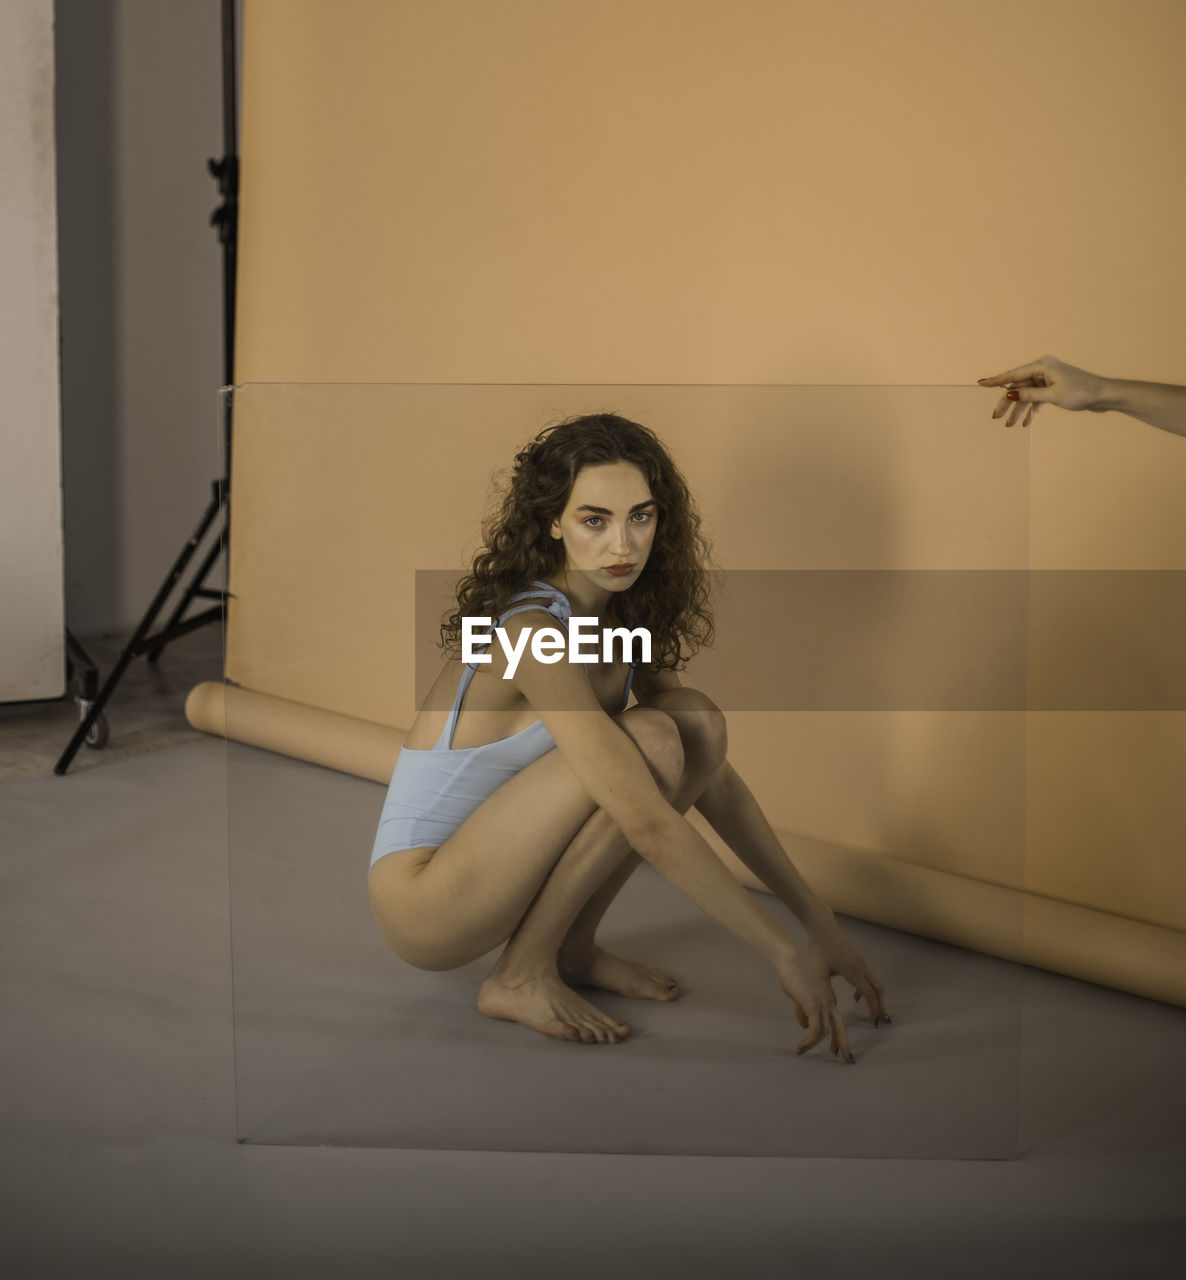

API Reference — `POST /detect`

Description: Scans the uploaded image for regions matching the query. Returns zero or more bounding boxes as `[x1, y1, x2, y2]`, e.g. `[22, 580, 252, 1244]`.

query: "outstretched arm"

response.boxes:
[979, 355, 1186, 438]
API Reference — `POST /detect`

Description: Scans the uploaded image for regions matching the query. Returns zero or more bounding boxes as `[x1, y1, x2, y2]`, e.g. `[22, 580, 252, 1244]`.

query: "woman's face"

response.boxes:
[549, 460, 658, 593]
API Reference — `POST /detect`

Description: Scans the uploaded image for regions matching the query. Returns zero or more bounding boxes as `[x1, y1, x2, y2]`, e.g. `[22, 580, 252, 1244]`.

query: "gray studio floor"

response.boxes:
[2, 626, 1184, 1279]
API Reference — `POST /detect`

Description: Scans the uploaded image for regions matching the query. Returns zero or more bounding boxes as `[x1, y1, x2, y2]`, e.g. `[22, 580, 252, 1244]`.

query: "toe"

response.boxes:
[587, 1021, 610, 1044]
[643, 965, 680, 999]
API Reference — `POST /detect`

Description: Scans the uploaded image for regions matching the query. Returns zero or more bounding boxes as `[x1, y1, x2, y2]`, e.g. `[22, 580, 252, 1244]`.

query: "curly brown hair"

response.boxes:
[440, 412, 715, 670]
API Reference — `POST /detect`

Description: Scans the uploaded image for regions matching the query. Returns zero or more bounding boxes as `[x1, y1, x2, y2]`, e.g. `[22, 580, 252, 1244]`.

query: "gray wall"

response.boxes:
[55, 0, 225, 636]
[1, 0, 65, 701]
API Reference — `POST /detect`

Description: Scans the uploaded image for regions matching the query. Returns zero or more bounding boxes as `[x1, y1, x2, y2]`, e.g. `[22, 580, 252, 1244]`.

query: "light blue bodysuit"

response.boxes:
[369, 580, 635, 870]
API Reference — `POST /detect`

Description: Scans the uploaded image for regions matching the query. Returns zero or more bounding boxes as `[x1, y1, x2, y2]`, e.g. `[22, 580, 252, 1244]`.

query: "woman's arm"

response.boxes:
[633, 663, 834, 929]
[1092, 376, 1186, 437]
[979, 355, 1186, 438]
[632, 662, 888, 1027]
[693, 756, 889, 1025]
[693, 760, 834, 932]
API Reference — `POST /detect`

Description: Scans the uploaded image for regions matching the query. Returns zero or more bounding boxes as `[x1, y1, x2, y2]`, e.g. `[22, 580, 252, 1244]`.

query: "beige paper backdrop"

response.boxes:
[189, 0, 1186, 1006]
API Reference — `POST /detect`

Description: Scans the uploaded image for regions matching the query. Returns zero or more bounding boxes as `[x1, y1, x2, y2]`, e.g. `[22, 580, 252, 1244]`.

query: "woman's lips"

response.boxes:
[605, 564, 635, 577]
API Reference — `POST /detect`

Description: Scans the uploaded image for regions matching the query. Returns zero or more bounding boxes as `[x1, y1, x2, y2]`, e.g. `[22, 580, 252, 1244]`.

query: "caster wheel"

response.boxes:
[78, 700, 110, 750]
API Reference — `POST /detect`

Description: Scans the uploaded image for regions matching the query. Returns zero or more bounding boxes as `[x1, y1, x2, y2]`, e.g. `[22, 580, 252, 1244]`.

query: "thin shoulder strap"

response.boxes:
[508, 579, 572, 616]
[620, 662, 636, 712]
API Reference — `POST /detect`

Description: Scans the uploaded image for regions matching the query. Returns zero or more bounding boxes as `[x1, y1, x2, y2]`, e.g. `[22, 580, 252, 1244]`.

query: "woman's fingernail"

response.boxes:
[1006, 390, 1020, 401]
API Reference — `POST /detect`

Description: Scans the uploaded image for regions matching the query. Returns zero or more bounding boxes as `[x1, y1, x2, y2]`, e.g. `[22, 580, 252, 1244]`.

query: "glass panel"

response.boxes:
[222, 383, 1025, 1157]
[1021, 417, 1186, 1153]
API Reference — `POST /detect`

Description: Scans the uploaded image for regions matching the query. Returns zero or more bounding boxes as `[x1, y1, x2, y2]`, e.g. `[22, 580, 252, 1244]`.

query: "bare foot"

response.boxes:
[478, 968, 631, 1044]
[559, 944, 681, 1002]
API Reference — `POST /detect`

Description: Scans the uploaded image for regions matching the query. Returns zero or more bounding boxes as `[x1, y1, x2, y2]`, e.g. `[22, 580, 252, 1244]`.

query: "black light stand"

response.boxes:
[56, 0, 238, 776]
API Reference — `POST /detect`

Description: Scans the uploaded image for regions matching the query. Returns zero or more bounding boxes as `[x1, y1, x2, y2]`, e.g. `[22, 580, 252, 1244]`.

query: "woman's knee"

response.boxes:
[617, 706, 685, 795]
[641, 687, 727, 774]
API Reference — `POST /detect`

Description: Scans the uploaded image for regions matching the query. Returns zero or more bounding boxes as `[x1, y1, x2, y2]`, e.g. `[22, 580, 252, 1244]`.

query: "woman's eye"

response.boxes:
[582, 511, 652, 529]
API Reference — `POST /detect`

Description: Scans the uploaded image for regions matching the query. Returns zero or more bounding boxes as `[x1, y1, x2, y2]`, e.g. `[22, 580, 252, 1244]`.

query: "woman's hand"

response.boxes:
[978, 355, 1104, 428]
[777, 949, 858, 1063]
[805, 919, 890, 1033]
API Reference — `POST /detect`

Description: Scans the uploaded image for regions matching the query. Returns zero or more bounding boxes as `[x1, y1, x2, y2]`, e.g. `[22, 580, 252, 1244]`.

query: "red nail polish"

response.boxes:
[1006, 390, 1020, 401]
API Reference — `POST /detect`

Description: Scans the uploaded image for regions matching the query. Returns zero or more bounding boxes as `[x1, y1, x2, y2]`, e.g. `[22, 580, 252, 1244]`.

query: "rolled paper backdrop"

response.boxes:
[187, 681, 400, 785]
[187, 680, 1186, 1009]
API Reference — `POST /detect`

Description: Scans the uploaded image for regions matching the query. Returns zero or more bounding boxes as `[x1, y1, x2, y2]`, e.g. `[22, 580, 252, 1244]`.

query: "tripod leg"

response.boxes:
[146, 511, 226, 666]
[54, 484, 225, 776]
